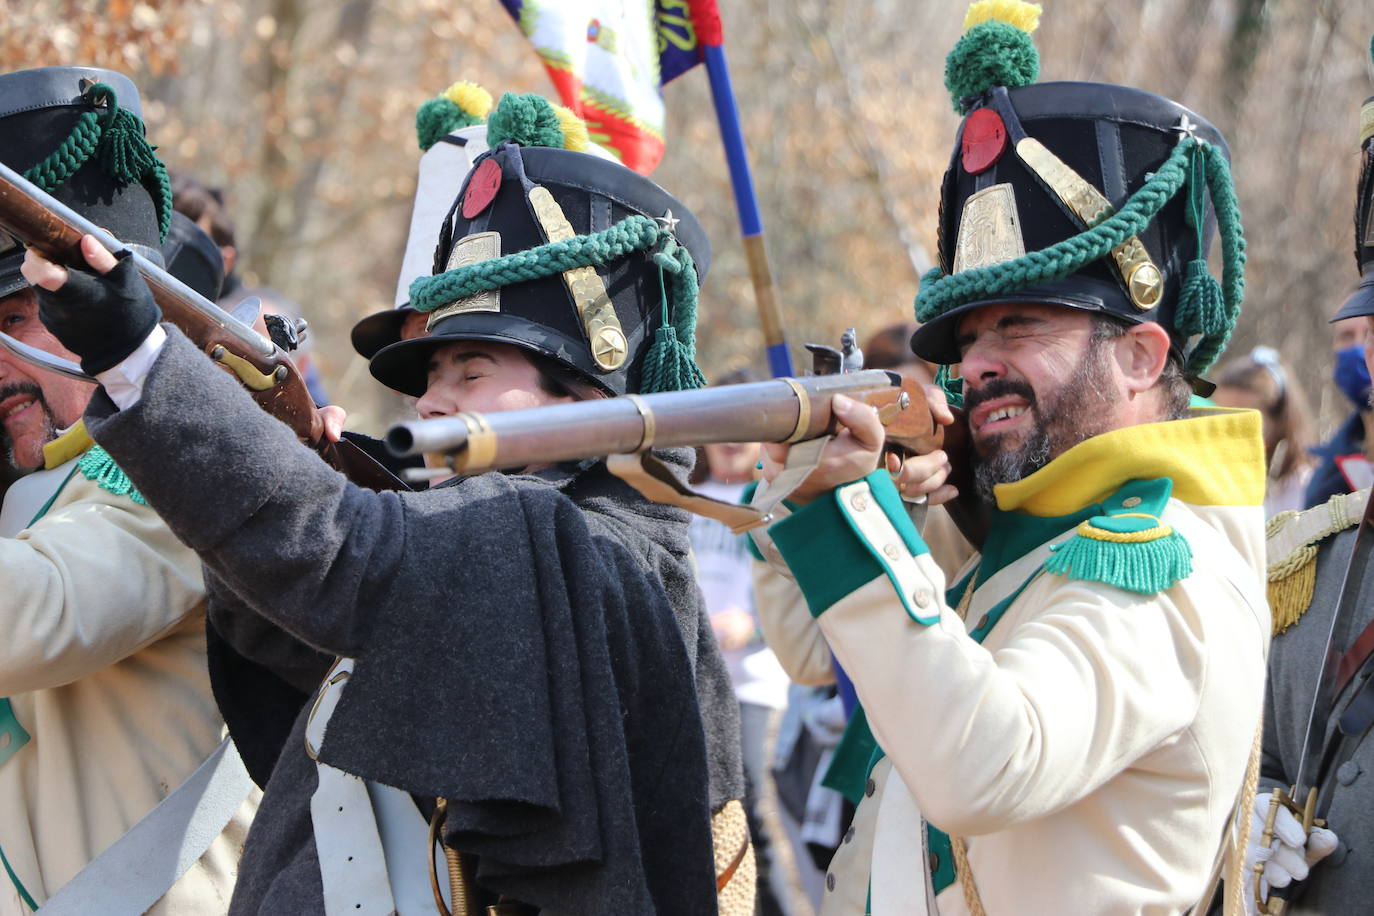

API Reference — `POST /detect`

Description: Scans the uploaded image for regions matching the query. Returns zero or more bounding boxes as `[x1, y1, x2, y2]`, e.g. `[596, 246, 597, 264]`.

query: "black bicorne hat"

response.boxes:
[369, 93, 710, 398]
[912, 2, 1245, 382]
[0, 66, 171, 299]
[1330, 83, 1374, 323]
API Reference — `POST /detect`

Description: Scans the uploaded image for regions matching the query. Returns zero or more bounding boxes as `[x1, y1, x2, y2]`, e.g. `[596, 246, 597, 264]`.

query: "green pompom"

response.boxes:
[415, 97, 483, 151]
[486, 93, 566, 150]
[944, 21, 1040, 114]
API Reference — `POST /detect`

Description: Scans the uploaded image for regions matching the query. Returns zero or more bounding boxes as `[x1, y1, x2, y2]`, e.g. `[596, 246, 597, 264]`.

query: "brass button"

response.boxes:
[826, 872, 836, 891]
[929, 852, 940, 873]
[1122, 496, 1143, 508]
[865, 778, 876, 797]
[883, 543, 900, 560]
[850, 492, 870, 512]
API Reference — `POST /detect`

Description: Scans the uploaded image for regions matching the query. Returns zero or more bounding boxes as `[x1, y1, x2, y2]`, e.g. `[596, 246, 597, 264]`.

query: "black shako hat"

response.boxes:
[0, 66, 170, 299]
[912, 2, 1245, 382]
[161, 210, 224, 302]
[1330, 77, 1374, 322]
[369, 92, 710, 398]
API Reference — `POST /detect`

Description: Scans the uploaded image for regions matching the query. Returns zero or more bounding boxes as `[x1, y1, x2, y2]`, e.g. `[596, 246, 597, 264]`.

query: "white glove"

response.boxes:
[1244, 793, 1339, 915]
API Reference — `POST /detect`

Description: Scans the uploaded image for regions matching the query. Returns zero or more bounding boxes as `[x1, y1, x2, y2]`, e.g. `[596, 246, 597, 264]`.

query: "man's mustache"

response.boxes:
[0, 381, 50, 433]
[963, 378, 1037, 415]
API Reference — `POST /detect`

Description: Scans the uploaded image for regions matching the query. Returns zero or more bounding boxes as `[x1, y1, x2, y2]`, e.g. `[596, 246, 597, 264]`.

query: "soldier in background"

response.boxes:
[1253, 58, 1374, 915]
[0, 66, 253, 915]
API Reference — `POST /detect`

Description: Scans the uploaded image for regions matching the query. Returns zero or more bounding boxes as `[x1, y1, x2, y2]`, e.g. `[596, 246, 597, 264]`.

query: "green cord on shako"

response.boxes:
[370, 91, 711, 399]
[909, 0, 1248, 597]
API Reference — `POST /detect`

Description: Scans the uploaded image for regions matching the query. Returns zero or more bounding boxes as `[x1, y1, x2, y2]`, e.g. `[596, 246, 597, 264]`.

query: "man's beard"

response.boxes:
[0, 381, 57, 471]
[968, 336, 1121, 500]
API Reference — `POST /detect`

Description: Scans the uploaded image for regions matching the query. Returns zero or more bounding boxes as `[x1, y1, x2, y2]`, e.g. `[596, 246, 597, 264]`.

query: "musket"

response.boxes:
[0, 160, 405, 492]
[387, 368, 942, 479]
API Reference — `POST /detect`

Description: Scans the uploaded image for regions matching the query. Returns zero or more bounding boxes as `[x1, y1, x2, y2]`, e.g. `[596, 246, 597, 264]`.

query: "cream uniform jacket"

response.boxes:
[752, 410, 1270, 915]
[0, 428, 252, 914]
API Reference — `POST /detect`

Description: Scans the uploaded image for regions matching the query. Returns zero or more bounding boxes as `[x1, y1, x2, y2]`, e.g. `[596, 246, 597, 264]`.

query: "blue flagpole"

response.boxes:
[699, 42, 794, 378]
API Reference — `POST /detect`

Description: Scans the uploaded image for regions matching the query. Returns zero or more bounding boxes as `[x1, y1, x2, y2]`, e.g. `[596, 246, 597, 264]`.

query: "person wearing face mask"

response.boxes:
[741, 3, 1268, 912]
[1303, 316, 1374, 508]
[20, 90, 750, 915]
[1250, 64, 1374, 915]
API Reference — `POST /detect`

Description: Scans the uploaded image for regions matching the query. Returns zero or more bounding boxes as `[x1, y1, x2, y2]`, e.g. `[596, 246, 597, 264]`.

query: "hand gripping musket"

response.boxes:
[0, 160, 405, 492]
[1261, 491, 1374, 913]
[387, 369, 945, 532]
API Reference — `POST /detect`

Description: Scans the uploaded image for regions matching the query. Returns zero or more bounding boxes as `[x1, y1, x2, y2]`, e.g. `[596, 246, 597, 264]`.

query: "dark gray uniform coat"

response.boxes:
[84, 328, 744, 916]
[1262, 521, 1374, 913]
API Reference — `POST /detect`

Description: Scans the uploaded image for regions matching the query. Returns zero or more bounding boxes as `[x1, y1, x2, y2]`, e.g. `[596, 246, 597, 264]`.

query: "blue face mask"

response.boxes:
[1334, 344, 1372, 409]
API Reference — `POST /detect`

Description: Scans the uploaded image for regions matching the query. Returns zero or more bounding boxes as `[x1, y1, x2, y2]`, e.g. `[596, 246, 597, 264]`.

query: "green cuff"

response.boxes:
[770, 470, 928, 618]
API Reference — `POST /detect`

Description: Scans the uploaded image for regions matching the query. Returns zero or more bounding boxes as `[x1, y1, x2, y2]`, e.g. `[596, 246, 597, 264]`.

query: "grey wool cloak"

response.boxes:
[83, 327, 744, 916]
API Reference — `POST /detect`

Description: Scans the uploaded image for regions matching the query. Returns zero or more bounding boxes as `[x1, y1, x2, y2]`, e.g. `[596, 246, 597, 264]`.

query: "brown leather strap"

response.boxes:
[715, 834, 751, 892]
[605, 436, 832, 534]
[1335, 614, 1374, 699]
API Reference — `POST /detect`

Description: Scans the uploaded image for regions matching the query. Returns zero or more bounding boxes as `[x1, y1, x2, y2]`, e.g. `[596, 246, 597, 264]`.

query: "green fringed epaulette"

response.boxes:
[1042, 477, 1192, 594]
[77, 445, 147, 506]
[1265, 488, 1368, 636]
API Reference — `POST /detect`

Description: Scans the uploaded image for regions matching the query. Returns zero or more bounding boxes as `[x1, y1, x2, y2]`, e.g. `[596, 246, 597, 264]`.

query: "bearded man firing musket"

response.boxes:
[738, 3, 1268, 914]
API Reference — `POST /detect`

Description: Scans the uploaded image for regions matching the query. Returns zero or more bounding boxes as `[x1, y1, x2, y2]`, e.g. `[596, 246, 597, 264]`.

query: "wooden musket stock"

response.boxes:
[386, 370, 944, 474]
[0, 161, 404, 491]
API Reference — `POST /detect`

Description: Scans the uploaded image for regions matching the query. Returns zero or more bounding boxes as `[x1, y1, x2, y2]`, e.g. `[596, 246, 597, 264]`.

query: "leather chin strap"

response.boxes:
[605, 436, 832, 533]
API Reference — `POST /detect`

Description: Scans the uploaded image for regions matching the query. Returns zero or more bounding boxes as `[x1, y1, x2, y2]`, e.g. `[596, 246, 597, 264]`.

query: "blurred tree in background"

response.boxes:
[1, 0, 1371, 435]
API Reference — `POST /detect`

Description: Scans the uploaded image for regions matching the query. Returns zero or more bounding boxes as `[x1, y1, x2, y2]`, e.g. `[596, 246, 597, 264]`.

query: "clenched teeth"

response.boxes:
[985, 406, 1026, 423]
[3, 399, 34, 419]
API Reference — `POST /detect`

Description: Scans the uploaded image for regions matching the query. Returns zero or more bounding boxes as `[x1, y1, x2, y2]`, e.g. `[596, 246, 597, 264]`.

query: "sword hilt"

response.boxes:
[1261, 786, 1320, 914]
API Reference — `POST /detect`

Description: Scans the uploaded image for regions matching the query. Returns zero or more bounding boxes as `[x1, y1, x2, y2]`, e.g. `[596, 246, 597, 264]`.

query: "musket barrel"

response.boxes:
[386, 370, 902, 473]
[0, 160, 271, 356]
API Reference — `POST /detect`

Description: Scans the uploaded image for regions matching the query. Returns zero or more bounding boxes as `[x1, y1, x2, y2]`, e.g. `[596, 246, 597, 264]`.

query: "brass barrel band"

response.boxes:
[453, 412, 497, 474]
[783, 378, 812, 443]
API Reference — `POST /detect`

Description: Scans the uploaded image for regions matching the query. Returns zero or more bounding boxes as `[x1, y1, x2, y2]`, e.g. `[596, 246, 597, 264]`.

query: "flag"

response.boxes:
[498, 0, 715, 173]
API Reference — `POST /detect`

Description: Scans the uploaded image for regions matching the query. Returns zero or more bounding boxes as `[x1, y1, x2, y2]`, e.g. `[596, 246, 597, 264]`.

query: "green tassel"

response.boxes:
[1174, 259, 1226, 337]
[77, 445, 147, 506]
[96, 106, 160, 186]
[1044, 524, 1192, 594]
[640, 324, 706, 394]
[934, 363, 964, 409]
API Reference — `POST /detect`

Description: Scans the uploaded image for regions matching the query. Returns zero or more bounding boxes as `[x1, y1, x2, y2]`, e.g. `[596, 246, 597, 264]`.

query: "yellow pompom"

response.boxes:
[963, 0, 1042, 34]
[553, 105, 590, 152]
[442, 81, 493, 120]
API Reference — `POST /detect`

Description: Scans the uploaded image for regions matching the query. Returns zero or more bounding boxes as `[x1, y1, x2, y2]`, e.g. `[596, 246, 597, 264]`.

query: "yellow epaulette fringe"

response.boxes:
[1266, 490, 1368, 636]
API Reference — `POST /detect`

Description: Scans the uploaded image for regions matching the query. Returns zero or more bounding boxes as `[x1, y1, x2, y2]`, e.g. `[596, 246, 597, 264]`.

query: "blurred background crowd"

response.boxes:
[4, 0, 1374, 911]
